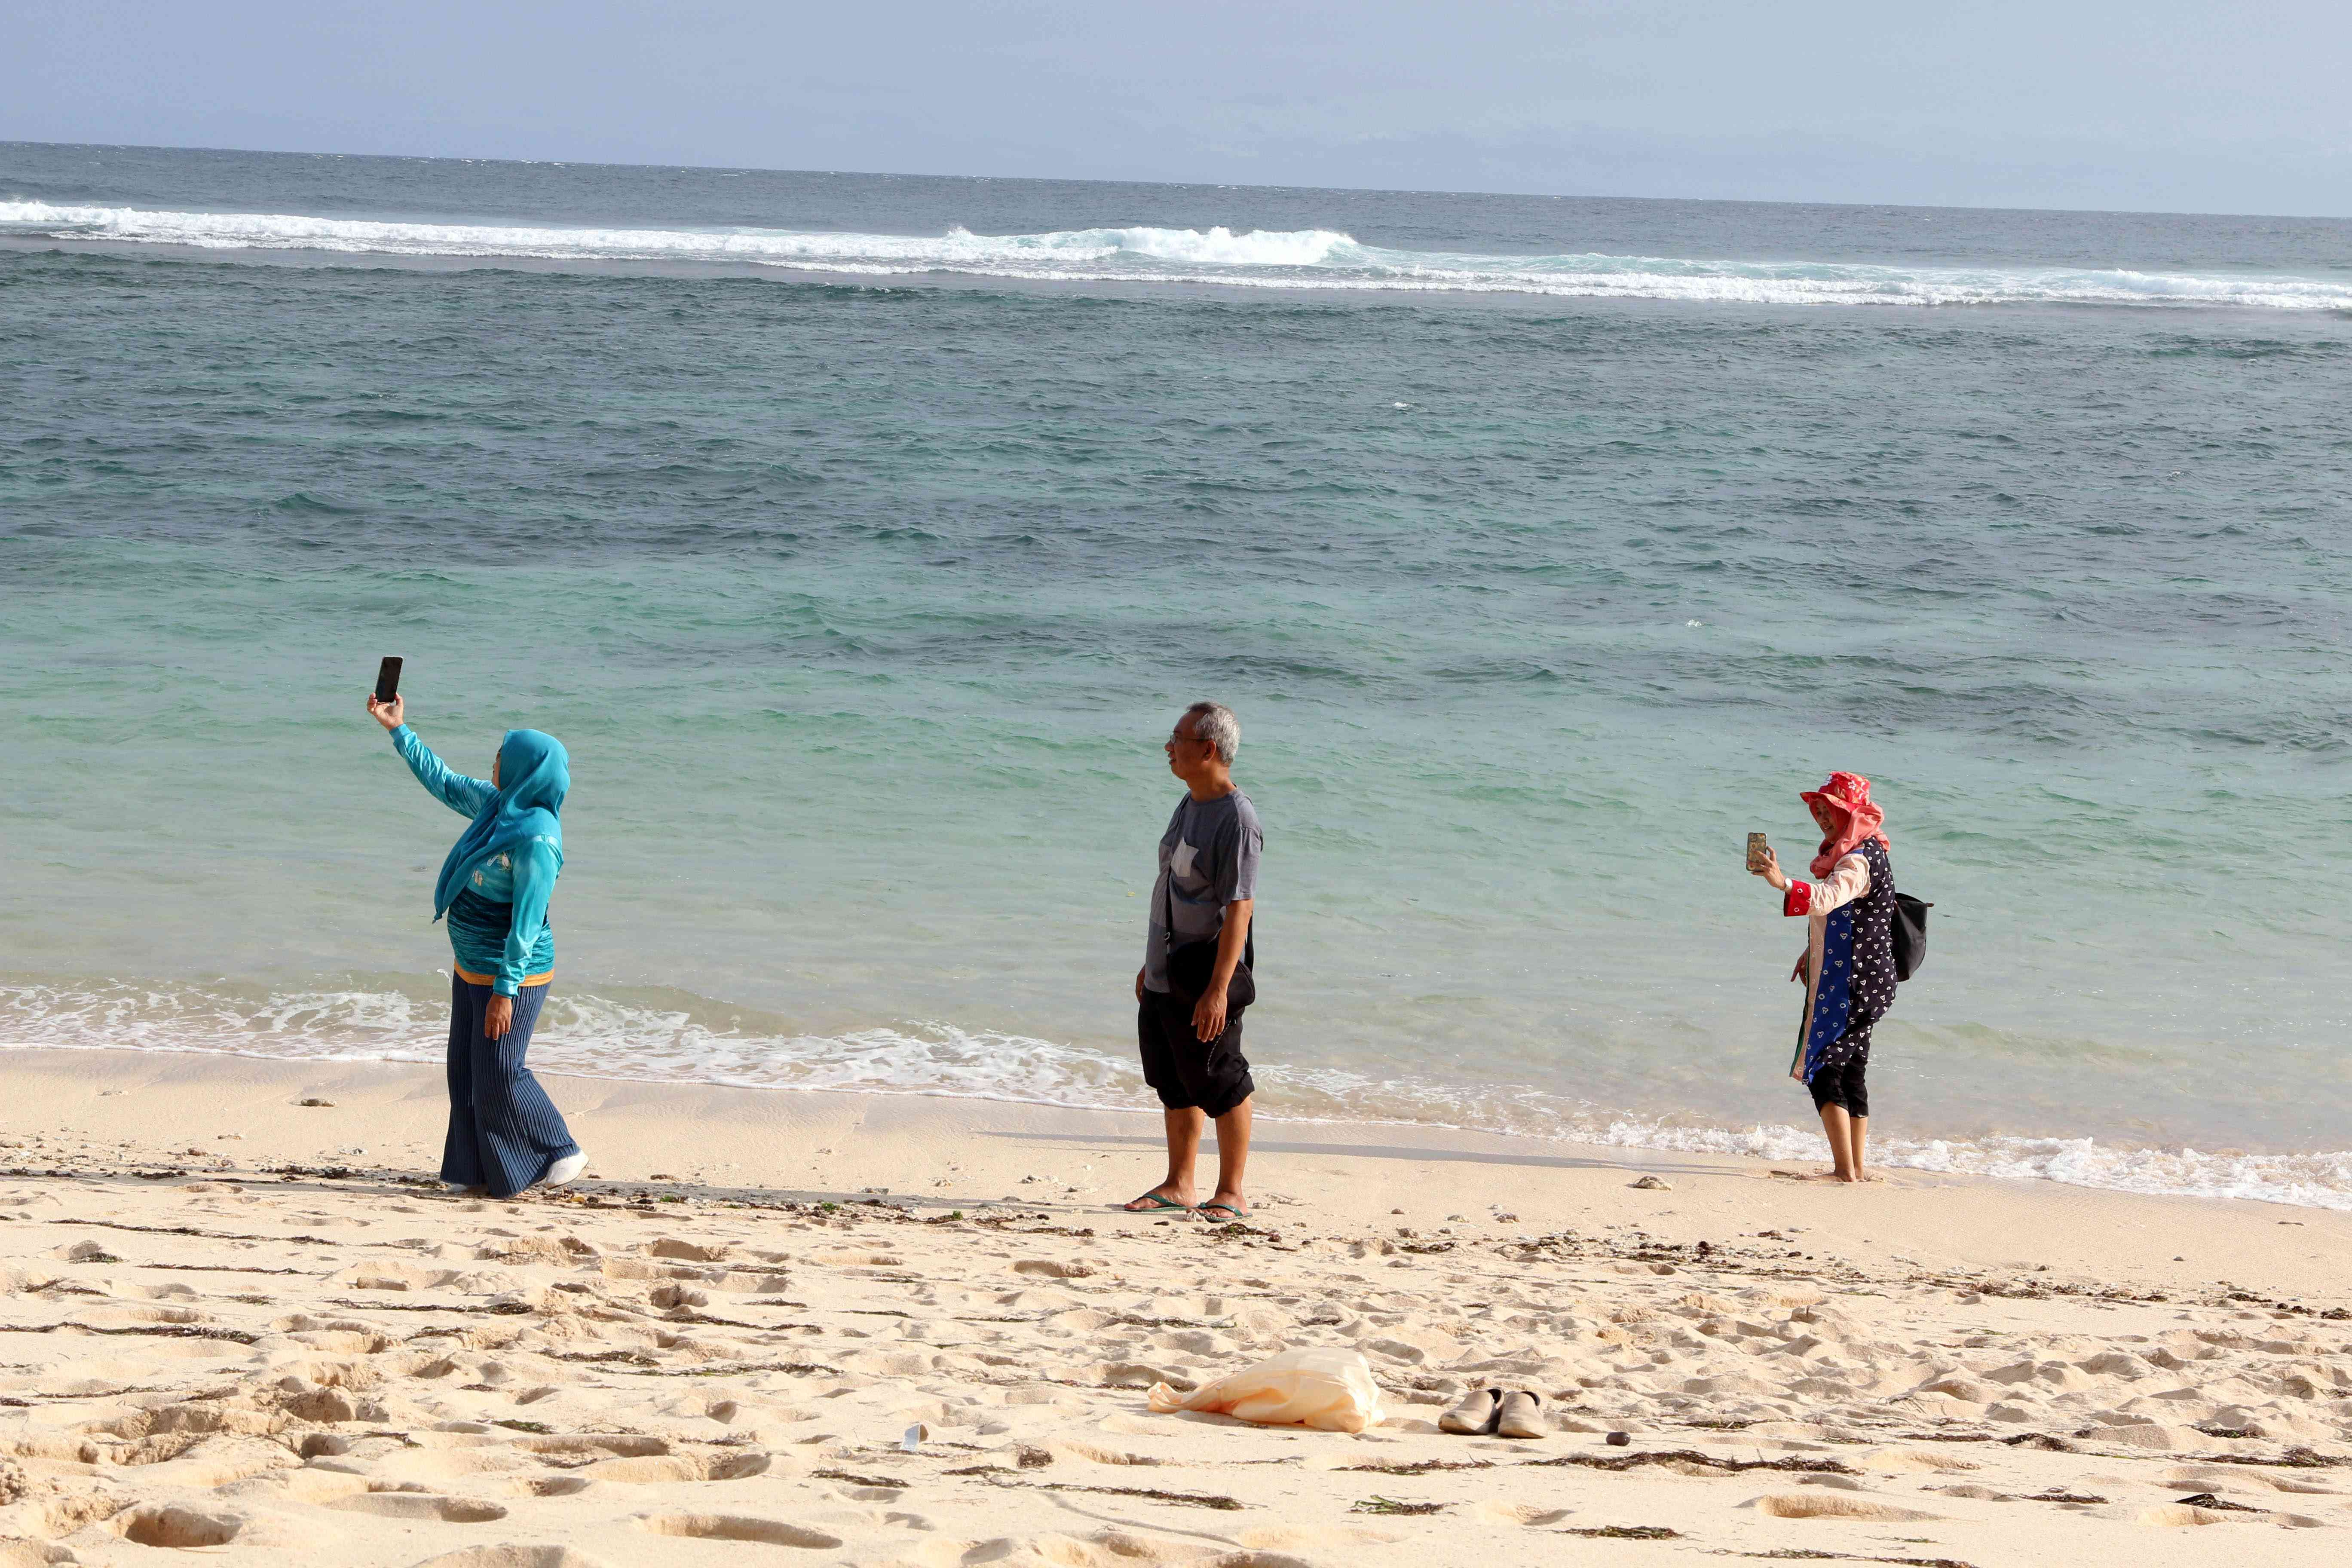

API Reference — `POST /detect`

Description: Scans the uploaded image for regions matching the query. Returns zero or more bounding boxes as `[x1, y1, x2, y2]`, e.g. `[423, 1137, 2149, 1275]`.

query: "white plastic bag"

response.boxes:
[1148, 1348, 1385, 1433]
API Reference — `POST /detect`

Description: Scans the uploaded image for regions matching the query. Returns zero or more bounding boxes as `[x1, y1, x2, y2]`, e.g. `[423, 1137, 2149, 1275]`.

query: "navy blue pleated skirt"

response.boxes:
[442, 976, 579, 1199]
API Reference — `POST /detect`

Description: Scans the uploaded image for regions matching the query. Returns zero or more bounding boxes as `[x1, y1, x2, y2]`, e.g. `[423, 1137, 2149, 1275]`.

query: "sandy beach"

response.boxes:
[1, 1045, 2347, 1567]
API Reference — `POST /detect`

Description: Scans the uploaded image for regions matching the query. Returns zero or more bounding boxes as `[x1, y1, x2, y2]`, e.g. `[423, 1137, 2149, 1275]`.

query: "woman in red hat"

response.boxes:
[1751, 772, 1898, 1182]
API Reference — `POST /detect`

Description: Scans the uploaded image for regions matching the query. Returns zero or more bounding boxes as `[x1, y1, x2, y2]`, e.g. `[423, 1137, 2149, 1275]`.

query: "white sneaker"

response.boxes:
[545, 1152, 588, 1186]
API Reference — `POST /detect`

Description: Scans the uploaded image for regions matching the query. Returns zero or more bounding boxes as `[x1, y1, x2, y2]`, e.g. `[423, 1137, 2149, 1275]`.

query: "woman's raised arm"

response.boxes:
[1779, 852, 1871, 919]
[368, 694, 495, 818]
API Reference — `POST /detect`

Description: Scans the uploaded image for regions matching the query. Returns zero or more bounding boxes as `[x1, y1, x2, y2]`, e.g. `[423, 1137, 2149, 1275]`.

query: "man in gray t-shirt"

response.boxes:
[1124, 701, 1262, 1222]
[1142, 788, 1261, 994]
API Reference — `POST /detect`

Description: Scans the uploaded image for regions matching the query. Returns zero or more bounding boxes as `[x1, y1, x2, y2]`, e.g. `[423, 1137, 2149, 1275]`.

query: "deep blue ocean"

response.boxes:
[5, 142, 2351, 1204]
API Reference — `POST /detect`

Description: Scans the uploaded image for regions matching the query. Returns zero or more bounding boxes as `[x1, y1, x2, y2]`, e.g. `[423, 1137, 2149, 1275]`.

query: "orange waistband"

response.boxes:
[455, 968, 553, 989]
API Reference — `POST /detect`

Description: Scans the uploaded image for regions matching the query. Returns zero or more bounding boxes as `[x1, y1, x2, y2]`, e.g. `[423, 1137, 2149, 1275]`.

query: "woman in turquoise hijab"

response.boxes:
[367, 689, 586, 1197]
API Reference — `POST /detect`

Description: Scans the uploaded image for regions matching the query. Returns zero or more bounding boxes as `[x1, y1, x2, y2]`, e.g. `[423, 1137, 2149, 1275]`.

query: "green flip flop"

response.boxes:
[1196, 1201, 1251, 1222]
[1119, 1192, 1193, 1213]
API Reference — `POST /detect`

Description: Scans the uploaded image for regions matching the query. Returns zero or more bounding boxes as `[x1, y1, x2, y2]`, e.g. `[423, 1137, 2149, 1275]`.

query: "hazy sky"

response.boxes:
[15, 0, 2350, 214]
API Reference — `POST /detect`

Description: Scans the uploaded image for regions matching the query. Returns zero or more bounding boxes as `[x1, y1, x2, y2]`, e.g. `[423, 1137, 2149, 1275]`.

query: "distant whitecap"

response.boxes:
[8, 200, 2350, 311]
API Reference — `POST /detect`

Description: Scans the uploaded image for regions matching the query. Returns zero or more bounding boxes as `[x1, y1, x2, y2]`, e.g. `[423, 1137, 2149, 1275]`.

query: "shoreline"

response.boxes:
[8, 1035, 2352, 1217]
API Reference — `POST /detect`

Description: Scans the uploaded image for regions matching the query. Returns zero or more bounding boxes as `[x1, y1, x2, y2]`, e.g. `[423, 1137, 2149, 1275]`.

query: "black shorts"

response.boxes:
[1137, 989, 1256, 1118]
[1808, 1040, 1871, 1119]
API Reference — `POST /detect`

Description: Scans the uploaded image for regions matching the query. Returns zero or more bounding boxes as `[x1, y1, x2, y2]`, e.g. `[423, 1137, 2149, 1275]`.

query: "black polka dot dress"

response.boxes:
[1788, 837, 1898, 1081]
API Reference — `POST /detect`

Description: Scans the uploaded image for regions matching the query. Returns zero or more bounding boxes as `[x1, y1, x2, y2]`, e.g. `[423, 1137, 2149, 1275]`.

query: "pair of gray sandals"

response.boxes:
[1439, 1387, 1546, 1439]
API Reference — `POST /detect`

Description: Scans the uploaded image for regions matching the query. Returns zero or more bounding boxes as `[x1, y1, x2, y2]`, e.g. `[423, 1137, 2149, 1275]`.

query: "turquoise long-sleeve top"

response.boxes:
[392, 725, 558, 995]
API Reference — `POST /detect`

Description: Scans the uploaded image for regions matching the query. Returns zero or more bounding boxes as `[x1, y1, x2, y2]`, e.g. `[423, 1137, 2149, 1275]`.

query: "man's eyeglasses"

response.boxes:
[1165, 729, 1208, 747]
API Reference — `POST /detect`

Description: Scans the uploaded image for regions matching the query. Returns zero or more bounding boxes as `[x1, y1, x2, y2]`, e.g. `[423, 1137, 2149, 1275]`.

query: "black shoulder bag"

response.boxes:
[1892, 891, 1932, 981]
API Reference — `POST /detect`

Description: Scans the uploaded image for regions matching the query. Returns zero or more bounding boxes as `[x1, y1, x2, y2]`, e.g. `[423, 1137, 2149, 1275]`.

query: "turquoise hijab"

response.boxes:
[433, 729, 568, 919]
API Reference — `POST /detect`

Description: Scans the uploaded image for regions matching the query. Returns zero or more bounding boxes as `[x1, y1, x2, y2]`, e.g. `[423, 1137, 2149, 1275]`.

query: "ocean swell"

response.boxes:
[6, 977, 2351, 1212]
[6, 200, 2350, 311]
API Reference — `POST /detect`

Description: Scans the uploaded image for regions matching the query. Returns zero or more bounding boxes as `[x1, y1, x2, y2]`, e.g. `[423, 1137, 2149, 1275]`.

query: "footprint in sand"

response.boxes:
[365, 1448, 542, 1488]
[113, 1504, 245, 1547]
[509, 1433, 669, 1459]
[326, 1491, 510, 1522]
[337, 1262, 467, 1291]
[122, 1433, 300, 1489]
[409, 1549, 614, 1568]
[583, 1450, 772, 1483]
[1856, 1445, 1981, 1474]
[511, 1474, 597, 1498]
[1238, 1524, 1407, 1548]
[932, 1535, 1311, 1568]
[1752, 1491, 1945, 1522]
[631, 1513, 842, 1547]
[2123, 1502, 2254, 1527]
[1047, 1438, 1162, 1467]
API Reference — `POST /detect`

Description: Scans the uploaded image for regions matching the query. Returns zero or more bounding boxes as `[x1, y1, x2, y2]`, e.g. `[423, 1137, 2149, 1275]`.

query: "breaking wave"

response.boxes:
[6, 976, 2351, 1210]
[7, 200, 2352, 310]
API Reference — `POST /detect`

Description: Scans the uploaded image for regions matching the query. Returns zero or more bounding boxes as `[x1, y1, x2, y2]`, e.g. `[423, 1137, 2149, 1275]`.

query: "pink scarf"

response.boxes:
[1803, 771, 1888, 878]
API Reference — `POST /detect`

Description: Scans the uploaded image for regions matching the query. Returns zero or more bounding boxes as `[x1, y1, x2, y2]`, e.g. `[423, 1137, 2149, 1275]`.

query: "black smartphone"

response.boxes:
[374, 656, 404, 703]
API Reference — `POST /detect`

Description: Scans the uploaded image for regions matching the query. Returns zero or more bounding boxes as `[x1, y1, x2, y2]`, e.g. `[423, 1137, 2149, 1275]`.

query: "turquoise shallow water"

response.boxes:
[5, 144, 2352, 1204]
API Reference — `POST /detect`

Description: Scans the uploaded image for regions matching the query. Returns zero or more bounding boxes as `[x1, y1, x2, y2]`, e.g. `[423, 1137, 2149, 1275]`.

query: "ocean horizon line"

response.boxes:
[10, 137, 2351, 225]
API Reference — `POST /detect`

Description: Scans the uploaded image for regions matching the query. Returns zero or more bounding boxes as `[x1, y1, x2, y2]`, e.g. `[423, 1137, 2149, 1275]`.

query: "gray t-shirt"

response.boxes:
[1143, 788, 1262, 994]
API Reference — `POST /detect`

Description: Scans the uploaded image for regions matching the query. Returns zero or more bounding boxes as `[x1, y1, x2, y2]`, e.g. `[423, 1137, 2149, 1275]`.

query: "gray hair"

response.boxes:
[1182, 701, 1240, 765]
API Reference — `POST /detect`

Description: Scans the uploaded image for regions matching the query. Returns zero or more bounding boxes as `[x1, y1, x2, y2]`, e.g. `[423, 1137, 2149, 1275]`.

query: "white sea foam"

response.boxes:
[7, 200, 2350, 311]
[6, 977, 2352, 1210]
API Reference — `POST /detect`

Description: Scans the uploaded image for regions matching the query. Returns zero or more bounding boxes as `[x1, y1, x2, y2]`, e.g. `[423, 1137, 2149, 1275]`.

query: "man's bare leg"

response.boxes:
[1850, 1115, 1870, 1182]
[1817, 1103, 1859, 1182]
[1124, 1107, 1206, 1209]
[1205, 1096, 1253, 1214]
